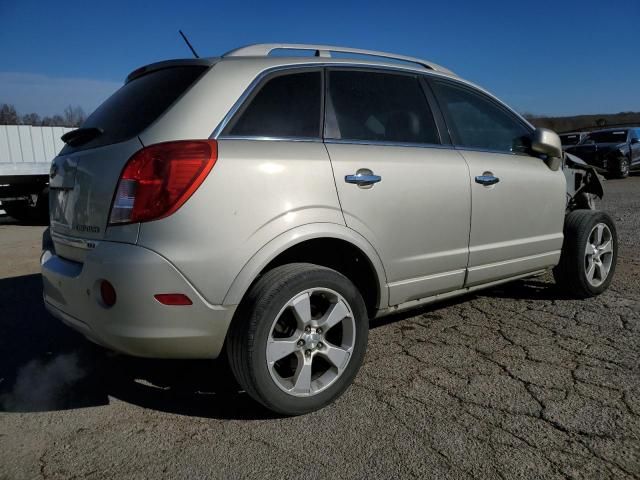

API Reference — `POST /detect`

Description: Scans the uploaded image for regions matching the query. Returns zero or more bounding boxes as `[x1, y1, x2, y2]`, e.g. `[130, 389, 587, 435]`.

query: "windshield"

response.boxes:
[560, 134, 581, 146]
[582, 130, 628, 144]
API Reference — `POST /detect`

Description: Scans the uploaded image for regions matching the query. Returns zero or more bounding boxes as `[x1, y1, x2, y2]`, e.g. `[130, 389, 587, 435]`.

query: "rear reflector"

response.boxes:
[100, 280, 117, 307]
[154, 293, 193, 306]
[109, 140, 217, 225]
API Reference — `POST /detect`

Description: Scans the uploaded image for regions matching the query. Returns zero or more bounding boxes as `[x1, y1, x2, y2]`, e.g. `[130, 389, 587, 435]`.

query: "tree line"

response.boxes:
[2, 100, 639, 134]
[0, 103, 86, 127]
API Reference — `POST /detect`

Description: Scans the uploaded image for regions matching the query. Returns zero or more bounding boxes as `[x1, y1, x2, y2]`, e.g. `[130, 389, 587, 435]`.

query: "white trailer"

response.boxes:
[0, 125, 74, 221]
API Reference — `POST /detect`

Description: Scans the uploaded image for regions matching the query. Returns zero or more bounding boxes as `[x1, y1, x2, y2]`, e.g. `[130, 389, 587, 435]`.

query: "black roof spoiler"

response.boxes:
[125, 58, 218, 84]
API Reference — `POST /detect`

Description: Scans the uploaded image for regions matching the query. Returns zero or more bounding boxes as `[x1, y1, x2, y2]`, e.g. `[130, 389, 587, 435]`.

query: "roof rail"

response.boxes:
[223, 43, 455, 76]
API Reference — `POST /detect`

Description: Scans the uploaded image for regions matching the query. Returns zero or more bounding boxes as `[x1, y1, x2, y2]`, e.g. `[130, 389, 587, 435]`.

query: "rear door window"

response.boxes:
[224, 71, 322, 138]
[326, 70, 440, 145]
[61, 65, 209, 154]
[432, 80, 531, 154]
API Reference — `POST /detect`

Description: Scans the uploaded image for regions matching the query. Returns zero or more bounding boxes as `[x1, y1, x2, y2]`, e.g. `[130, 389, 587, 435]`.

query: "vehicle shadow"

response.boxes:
[0, 273, 565, 419]
[0, 213, 49, 227]
[369, 276, 568, 329]
[481, 277, 574, 301]
[0, 273, 273, 420]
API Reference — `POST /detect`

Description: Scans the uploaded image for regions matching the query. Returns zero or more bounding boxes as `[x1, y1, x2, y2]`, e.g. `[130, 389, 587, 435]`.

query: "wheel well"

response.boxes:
[260, 238, 380, 317]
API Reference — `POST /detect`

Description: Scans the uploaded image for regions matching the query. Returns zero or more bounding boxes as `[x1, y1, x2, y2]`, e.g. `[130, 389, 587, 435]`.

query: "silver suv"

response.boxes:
[42, 44, 617, 415]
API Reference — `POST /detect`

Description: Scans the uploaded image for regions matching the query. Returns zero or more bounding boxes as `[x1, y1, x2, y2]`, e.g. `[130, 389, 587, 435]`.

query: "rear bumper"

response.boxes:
[41, 241, 236, 359]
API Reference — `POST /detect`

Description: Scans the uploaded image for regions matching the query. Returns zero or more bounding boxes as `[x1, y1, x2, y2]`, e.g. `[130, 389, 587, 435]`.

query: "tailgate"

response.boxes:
[49, 138, 143, 256]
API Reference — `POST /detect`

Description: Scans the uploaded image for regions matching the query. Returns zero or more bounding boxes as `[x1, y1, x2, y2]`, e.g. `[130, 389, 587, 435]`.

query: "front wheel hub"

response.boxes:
[302, 331, 322, 350]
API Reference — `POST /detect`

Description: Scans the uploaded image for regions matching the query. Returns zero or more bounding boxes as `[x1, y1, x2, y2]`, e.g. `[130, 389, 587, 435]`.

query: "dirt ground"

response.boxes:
[0, 177, 639, 479]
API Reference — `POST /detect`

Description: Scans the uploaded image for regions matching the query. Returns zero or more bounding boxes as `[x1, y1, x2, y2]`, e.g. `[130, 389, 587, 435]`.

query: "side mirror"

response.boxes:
[531, 128, 563, 171]
[631, 138, 639, 144]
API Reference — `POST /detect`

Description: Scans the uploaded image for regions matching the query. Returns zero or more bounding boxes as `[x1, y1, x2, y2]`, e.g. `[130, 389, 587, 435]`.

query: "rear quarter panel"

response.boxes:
[136, 139, 345, 305]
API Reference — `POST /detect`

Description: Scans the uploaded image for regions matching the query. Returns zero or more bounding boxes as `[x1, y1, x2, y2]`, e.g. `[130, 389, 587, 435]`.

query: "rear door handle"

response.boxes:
[475, 174, 500, 186]
[345, 169, 382, 188]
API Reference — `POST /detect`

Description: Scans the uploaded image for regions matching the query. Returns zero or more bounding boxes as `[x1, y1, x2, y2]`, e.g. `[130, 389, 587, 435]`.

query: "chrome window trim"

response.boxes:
[211, 61, 536, 156]
[324, 138, 454, 150]
[216, 136, 455, 151]
[217, 135, 322, 143]
[210, 63, 461, 140]
[454, 145, 533, 157]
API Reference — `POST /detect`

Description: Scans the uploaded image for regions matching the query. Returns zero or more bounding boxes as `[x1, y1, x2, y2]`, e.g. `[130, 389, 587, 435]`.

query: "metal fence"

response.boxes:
[0, 125, 74, 176]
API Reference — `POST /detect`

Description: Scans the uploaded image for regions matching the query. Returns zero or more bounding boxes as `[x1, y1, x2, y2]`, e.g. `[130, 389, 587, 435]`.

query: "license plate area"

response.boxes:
[50, 189, 73, 229]
[49, 157, 79, 230]
[49, 157, 78, 190]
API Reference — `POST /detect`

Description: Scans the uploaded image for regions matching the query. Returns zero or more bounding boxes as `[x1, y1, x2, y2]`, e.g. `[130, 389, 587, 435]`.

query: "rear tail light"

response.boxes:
[109, 140, 217, 225]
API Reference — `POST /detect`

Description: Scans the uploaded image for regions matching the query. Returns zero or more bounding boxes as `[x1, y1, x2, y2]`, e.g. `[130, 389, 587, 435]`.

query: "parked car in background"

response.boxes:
[41, 43, 615, 415]
[559, 131, 587, 148]
[565, 127, 640, 178]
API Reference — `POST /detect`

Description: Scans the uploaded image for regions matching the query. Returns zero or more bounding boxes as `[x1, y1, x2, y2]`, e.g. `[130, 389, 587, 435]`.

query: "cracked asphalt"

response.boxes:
[1, 176, 639, 479]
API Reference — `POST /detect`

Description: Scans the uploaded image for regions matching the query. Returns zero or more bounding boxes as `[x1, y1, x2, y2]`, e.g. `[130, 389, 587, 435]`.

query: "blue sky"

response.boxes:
[1, 0, 638, 117]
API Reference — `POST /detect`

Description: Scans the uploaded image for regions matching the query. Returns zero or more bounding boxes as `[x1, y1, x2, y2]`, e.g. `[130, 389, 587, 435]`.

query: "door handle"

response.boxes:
[475, 174, 500, 186]
[345, 169, 382, 188]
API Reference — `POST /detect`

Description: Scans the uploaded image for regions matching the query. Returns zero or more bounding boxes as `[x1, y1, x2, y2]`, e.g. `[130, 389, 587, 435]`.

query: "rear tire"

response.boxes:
[553, 210, 617, 298]
[227, 263, 368, 416]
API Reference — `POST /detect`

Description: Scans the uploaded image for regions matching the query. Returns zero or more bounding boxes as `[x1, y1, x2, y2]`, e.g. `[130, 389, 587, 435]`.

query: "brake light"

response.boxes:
[109, 140, 217, 224]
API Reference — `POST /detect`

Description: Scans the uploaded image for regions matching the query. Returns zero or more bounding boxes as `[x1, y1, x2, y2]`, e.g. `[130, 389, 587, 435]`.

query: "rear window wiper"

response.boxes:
[61, 127, 104, 147]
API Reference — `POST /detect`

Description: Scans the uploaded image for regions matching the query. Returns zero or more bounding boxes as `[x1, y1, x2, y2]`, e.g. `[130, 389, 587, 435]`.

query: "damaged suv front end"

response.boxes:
[563, 152, 604, 211]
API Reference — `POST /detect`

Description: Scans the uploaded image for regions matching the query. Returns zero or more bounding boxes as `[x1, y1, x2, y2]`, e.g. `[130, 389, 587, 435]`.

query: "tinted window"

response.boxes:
[62, 66, 208, 154]
[227, 71, 321, 138]
[433, 81, 531, 153]
[584, 130, 628, 144]
[326, 70, 439, 144]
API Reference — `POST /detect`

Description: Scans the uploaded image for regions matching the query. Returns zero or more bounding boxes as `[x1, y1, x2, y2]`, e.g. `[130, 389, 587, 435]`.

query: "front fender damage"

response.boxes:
[563, 152, 604, 211]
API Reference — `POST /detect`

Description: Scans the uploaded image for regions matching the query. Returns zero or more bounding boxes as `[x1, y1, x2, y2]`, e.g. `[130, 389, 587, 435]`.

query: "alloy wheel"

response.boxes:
[266, 288, 355, 397]
[584, 222, 614, 287]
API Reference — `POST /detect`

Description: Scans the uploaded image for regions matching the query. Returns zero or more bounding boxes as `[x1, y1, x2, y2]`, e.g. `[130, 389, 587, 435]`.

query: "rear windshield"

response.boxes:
[61, 65, 208, 154]
[583, 130, 628, 144]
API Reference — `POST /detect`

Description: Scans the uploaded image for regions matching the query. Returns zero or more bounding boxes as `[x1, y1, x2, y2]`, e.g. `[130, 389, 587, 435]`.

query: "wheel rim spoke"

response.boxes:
[318, 300, 349, 332]
[596, 262, 609, 281]
[595, 224, 604, 244]
[290, 292, 312, 327]
[291, 356, 312, 394]
[599, 240, 612, 255]
[595, 263, 604, 281]
[586, 259, 596, 282]
[322, 343, 351, 371]
[267, 338, 299, 364]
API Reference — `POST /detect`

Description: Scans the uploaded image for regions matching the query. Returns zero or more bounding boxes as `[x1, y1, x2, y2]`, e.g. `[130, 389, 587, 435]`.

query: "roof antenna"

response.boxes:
[179, 30, 200, 58]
